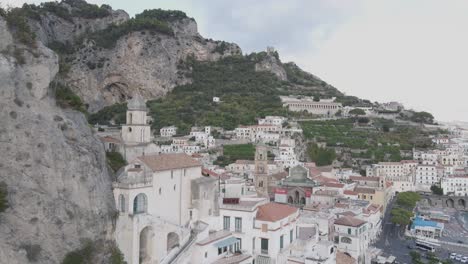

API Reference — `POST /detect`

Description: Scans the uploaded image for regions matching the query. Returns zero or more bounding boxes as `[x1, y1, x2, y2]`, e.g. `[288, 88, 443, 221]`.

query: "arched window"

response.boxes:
[341, 236, 352, 244]
[259, 181, 264, 188]
[133, 193, 147, 214]
[119, 194, 126, 212]
[128, 127, 132, 132]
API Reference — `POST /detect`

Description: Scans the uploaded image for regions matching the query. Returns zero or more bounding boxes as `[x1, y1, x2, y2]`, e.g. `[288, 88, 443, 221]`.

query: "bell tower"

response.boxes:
[121, 94, 151, 144]
[254, 144, 269, 197]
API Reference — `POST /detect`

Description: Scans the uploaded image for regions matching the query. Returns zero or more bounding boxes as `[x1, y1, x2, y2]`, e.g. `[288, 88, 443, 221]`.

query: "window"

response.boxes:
[290, 229, 293, 243]
[218, 248, 222, 255]
[134, 164, 141, 169]
[190, 210, 193, 220]
[128, 127, 132, 132]
[223, 216, 230, 230]
[205, 252, 208, 258]
[171, 170, 173, 179]
[280, 235, 284, 249]
[261, 238, 269, 255]
[133, 193, 147, 214]
[252, 237, 255, 251]
[119, 194, 125, 212]
[341, 236, 352, 244]
[159, 188, 162, 195]
[173, 184, 176, 191]
[235, 217, 242, 232]
[347, 228, 351, 235]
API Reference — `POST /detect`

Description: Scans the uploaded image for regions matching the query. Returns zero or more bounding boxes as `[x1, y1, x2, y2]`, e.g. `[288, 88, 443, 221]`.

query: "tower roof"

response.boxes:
[127, 94, 146, 110]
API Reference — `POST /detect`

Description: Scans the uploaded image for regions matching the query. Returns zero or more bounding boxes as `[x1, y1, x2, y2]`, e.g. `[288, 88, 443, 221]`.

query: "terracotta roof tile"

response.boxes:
[137, 153, 201, 172]
[354, 187, 376, 194]
[344, 190, 358, 195]
[337, 251, 357, 264]
[256, 202, 297, 222]
[349, 176, 380, 182]
[334, 215, 366, 227]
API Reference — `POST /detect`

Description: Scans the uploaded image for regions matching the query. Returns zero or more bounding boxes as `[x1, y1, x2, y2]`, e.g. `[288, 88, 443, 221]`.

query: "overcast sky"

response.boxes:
[5, 0, 468, 122]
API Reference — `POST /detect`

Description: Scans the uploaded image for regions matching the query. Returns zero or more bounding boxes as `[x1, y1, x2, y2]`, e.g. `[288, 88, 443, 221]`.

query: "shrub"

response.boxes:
[54, 83, 87, 113]
[4, 7, 37, 47]
[396, 191, 421, 209]
[109, 244, 126, 264]
[83, 15, 173, 49]
[106, 152, 126, 172]
[62, 240, 94, 264]
[0, 182, 8, 213]
[430, 185, 443, 195]
[306, 143, 336, 166]
[135, 9, 188, 22]
[88, 103, 127, 125]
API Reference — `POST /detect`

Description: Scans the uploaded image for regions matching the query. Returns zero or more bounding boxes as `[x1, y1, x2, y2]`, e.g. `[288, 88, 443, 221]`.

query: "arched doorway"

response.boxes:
[288, 196, 293, 204]
[300, 197, 306, 205]
[458, 199, 466, 209]
[294, 191, 300, 204]
[139, 226, 154, 264]
[446, 198, 455, 208]
[167, 232, 180, 252]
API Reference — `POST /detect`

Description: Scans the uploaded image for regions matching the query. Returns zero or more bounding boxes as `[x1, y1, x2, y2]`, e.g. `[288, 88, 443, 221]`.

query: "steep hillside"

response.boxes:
[0, 9, 117, 264]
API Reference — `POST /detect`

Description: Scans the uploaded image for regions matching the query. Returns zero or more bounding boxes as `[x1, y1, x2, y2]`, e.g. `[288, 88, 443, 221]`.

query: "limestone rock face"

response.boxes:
[0, 18, 115, 264]
[255, 52, 287, 81]
[62, 18, 242, 111]
[30, 3, 129, 45]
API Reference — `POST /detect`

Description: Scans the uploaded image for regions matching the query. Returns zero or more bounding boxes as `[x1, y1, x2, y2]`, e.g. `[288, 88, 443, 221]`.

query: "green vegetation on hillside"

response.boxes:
[88, 104, 127, 126]
[399, 110, 435, 124]
[106, 152, 127, 173]
[0, 182, 8, 213]
[300, 118, 433, 163]
[391, 207, 413, 225]
[53, 83, 87, 113]
[214, 144, 255, 167]
[306, 143, 336, 166]
[2, 5, 36, 50]
[82, 16, 173, 49]
[147, 55, 289, 134]
[348, 108, 366, 116]
[136, 9, 188, 22]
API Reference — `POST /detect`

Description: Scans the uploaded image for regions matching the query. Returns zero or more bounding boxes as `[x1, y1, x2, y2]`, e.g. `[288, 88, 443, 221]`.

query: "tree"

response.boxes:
[0, 182, 8, 213]
[396, 191, 421, 209]
[335, 110, 342, 117]
[390, 207, 413, 225]
[430, 185, 443, 195]
[307, 143, 336, 166]
[349, 108, 366, 116]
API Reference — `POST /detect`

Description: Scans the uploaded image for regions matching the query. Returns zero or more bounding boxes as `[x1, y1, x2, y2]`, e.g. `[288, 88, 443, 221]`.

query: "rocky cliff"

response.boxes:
[0, 14, 116, 263]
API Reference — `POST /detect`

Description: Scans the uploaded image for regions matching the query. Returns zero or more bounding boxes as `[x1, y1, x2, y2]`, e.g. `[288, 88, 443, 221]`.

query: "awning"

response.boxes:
[213, 237, 239, 248]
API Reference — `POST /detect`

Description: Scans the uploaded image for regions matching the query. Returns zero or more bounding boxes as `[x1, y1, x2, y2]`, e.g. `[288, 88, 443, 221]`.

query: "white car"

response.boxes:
[456, 255, 463, 261]
[461, 257, 468, 263]
[450, 253, 457, 260]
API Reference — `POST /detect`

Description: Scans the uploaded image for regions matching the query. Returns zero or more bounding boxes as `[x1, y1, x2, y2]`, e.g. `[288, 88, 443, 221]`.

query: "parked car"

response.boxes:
[456, 254, 463, 261]
[457, 240, 464, 244]
[461, 256, 468, 263]
[450, 253, 457, 259]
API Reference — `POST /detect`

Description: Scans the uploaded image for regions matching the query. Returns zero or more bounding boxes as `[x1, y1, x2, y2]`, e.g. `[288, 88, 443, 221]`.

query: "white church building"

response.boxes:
[113, 153, 218, 264]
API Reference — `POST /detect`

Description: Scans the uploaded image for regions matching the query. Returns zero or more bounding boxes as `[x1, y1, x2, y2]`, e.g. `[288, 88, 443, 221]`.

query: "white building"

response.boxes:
[280, 96, 342, 116]
[415, 165, 443, 190]
[113, 153, 218, 264]
[441, 175, 468, 196]
[334, 216, 370, 262]
[258, 116, 286, 127]
[160, 126, 177, 137]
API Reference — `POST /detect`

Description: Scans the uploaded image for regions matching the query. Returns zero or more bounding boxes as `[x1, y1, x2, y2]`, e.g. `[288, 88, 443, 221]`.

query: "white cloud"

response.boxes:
[290, 0, 468, 122]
